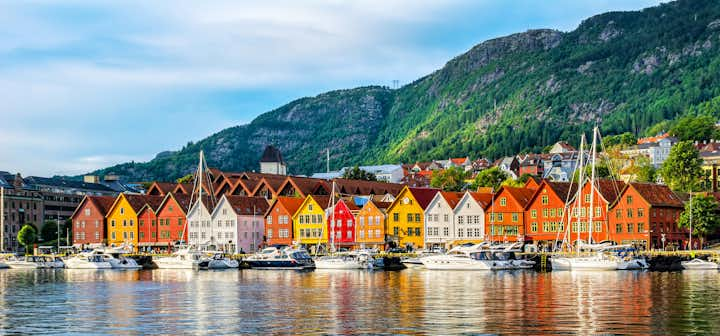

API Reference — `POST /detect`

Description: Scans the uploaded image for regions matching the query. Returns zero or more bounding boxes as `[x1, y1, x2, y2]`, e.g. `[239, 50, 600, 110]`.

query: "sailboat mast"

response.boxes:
[689, 192, 693, 250]
[588, 127, 598, 245]
[575, 135, 586, 255]
[330, 181, 336, 253]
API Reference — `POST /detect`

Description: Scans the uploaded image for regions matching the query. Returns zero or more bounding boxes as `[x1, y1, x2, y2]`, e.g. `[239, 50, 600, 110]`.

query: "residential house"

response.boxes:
[187, 196, 216, 249]
[609, 183, 684, 249]
[568, 179, 625, 244]
[328, 198, 359, 250]
[136, 196, 165, 250]
[621, 135, 677, 168]
[292, 195, 331, 252]
[518, 154, 544, 177]
[70, 195, 115, 247]
[453, 191, 493, 245]
[385, 187, 438, 250]
[400, 173, 431, 188]
[355, 200, 390, 250]
[486, 186, 534, 242]
[424, 192, 463, 249]
[105, 194, 148, 250]
[523, 181, 577, 249]
[265, 196, 304, 247]
[155, 193, 191, 249]
[494, 156, 520, 179]
[211, 195, 268, 253]
[259, 145, 287, 176]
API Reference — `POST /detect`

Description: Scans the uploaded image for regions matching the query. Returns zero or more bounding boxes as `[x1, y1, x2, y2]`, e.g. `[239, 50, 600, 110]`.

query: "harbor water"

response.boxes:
[1, 269, 719, 335]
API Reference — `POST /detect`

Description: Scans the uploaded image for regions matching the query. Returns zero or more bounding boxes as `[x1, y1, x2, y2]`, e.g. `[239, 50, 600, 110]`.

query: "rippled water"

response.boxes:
[1, 269, 719, 335]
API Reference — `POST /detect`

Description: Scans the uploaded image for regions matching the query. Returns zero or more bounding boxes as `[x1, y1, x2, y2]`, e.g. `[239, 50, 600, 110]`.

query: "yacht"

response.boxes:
[197, 253, 239, 270]
[551, 253, 620, 271]
[245, 247, 315, 270]
[421, 244, 507, 270]
[315, 251, 378, 269]
[681, 258, 719, 270]
[5, 255, 50, 269]
[43, 256, 66, 269]
[64, 253, 112, 269]
[603, 245, 648, 270]
[154, 247, 204, 269]
[92, 250, 142, 270]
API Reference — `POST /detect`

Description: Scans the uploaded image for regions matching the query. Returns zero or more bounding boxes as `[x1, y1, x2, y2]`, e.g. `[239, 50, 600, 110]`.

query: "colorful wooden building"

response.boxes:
[136, 196, 164, 250]
[265, 196, 304, 247]
[453, 191, 493, 245]
[386, 187, 438, 250]
[211, 195, 269, 253]
[523, 181, 577, 249]
[355, 200, 390, 250]
[70, 195, 115, 247]
[568, 179, 625, 244]
[292, 195, 331, 250]
[609, 182, 684, 249]
[486, 186, 534, 242]
[105, 194, 148, 250]
[328, 198, 359, 249]
[155, 193, 191, 249]
[424, 191, 463, 249]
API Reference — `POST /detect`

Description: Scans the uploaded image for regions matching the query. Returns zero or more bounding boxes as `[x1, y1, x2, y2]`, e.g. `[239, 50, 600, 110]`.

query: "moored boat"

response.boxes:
[5, 255, 50, 269]
[64, 253, 112, 269]
[246, 247, 314, 270]
[154, 247, 203, 269]
[681, 258, 719, 270]
[197, 253, 239, 270]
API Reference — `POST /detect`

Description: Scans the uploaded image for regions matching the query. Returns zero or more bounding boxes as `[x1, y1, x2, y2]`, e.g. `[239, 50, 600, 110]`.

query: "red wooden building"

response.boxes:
[328, 198, 360, 249]
[568, 179, 625, 244]
[609, 182, 684, 249]
[155, 193, 191, 249]
[136, 196, 165, 250]
[486, 186, 535, 242]
[70, 195, 115, 247]
[264, 196, 304, 246]
[523, 181, 577, 249]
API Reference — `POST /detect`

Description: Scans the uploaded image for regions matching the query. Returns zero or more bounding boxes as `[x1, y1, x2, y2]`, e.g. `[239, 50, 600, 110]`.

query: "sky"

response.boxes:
[0, 0, 663, 177]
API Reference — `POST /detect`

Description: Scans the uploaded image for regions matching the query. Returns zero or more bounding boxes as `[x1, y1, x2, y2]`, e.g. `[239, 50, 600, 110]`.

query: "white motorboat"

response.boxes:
[197, 253, 239, 270]
[43, 256, 66, 269]
[245, 247, 315, 270]
[401, 257, 425, 268]
[64, 253, 112, 269]
[551, 253, 620, 271]
[602, 245, 648, 270]
[154, 247, 204, 269]
[315, 251, 377, 269]
[92, 250, 142, 270]
[421, 251, 494, 270]
[5, 255, 50, 269]
[681, 258, 719, 270]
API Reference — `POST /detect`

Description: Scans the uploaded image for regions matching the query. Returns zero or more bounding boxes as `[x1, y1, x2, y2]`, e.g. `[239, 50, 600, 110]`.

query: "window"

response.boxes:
[415, 214, 421, 222]
[572, 223, 578, 232]
[408, 228, 413, 236]
[300, 229, 305, 237]
[84, 208, 90, 216]
[434, 228, 439, 236]
[638, 223, 644, 233]
[638, 208, 644, 217]
[308, 204, 313, 211]
[123, 220, 127, 227]
[497, 213, 504, 222]
[627, 209, 633, 218]
[457, 228, 464, 237]
[151, 220, 156, 227]
[267, 216, 273, 225]
[151, 232, 156, 238]
[299, 216, 305, 224]
[511, 213, 518, 222]
[627, 196, 633, 205]
[594, 222, 601, 232]
[458, 216, 464, 225]
[130, 220, 134, 227]
[467, 228, 473, 237]
[550, 222, 557, 232]
[549, 209, 556, 217]
[393, 227, 399, 235]
[500, 197, 507, 206]
[359, 230, 365, 239]
[616, 224, 622, 233]
[443, 227, 449, 236]
[123, 232, 127, 239]
[627, 223, 633, 233]
[444, 214, 449, 222]
[268, 229, 273, 239]
[541, 195, 549, 205]
[616, 209, 622, 218]
[407, 214, 413, 222]
[347, 219, 352, 227]
[595, 207, 601, 217]
[542, 208, 548, 218]
[360, 217, 365, 227]
[427, 227, 432, 236]
[139, 232, 144, 239]
[531, 210, 537, 219]
[585, 194, 590, 203]
[347, 231, 352, 239]
[111, 232, 116, 240]
[95, 220, 99, 228]
[376, 216, 381, 225]
[543, 222, 549, 232]
[531, 222, 538, 232]
[120, 207, 124, 215]
[95, 232, 100, 240]
[393, 213, 399, 222]
[139, 220, 144, 227]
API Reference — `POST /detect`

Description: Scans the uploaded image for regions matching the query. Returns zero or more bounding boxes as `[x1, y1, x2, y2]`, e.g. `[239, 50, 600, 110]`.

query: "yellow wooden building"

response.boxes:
[385, 187, 438, 250]
[292, 195, 331, 247]
[105, 194, 148, 250]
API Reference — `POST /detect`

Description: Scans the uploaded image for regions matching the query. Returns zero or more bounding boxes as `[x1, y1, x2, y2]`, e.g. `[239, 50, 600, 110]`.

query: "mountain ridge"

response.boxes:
[91, 0, 720, 181]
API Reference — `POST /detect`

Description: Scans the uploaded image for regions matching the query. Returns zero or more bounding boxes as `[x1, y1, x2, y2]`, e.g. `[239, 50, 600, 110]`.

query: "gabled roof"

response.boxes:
[279, 176, 329, 197]
[305, 195, 333, 211]
[374, 201, 393, 210]
[265, 196, 305, 217]
[331, 178, 404, 196]
[408, 187, 440, 209]
[496, 186, 535, 208]
[70, 195, 116, 219]
[469, 192, 494, 209]
[146, 182, 176, 196]
[450, 157, 468, 165]
[137, 195, 165, 214]
[612, 183, 683, 208]
[222, 196, 269, 216]
[157, 193, 193, 215]
[337, 198, 360, 211]
[590, 179, 626, 204]
[439, 192, 464, 209]
[523, 180, 579, 210]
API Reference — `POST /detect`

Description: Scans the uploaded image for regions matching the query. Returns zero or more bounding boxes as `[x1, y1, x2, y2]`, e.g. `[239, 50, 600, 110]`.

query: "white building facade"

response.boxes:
[209, 195, 239, 253]
[424, 192, 462, 249]
[453, 191, 491, 244]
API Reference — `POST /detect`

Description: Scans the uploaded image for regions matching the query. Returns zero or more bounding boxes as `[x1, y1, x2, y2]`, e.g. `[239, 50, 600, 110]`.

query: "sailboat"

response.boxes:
[681, 193, 720, 270]
[551, 127, 620, 271]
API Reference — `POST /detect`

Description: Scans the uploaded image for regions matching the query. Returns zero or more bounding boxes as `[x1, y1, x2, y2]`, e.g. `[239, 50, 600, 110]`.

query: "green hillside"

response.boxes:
[92, 0, 720, 181]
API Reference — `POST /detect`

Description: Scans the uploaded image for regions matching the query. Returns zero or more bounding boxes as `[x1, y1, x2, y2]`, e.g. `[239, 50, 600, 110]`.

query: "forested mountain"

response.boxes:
[92, 0, 720, 181]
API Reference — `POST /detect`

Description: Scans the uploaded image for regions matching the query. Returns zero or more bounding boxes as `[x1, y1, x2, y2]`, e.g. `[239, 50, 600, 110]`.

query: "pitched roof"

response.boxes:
[629, 183, 683, 208]
[373, 201, 393, 210]
[592, 179, 626, 204]
[332, 178, 404, 196]
[273, 196, 305, 216]
[224, 196, 269, 216]
[545, 181, 578, 201]
[308, 195, 333, 210]
[499, 186, 535, 207]
[450, 158, 468, 165]
[123, 194, 151, 213]
[469, 192, 494, 208]
[338, 198, 361, 211]
[71, 195, 116, 219]
[439, 192, 464, 209]
[279, 176, 328, 197]
[260, 145, 284, 163]
[408, 187, 440, 209]
[157, 193, 194, 215]
[146, 182, 176, 196]
[138, 195, 166, 213]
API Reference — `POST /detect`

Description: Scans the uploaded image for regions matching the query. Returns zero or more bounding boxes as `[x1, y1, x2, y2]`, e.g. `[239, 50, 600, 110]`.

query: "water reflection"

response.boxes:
[1, 269, 720, 334]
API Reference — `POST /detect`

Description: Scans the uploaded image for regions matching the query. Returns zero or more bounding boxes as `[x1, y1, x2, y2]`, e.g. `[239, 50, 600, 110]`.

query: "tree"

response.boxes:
[670, 115, 720, 142]
[659, 141, 703, 192]
[17, 225, 37, 254]
[342, 166, 377, 181]
[677, 195, 720, 248]
[41, 221, 58, 242]
[572, 161, 613, 181]
[602, 132, 636, 149]
[501, 178, 524, 187]
[471, 167, 508, 191]
[430, 167, 468, 191]
[176, 174, 194, 184]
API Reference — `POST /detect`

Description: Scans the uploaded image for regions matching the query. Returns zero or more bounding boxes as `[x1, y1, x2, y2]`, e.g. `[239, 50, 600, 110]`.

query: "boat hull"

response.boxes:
[246, 260, 314, 270]
[551, 257, 619, 271]
[421, 256, 493, 270]
[682, 259, 719, 270]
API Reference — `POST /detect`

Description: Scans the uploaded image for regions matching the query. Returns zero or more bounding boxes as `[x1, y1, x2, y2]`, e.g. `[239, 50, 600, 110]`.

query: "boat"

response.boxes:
[64, 253, 112, 269]
[197, 253, 239, 270]
[91, 250, 142, 270]
[5, 255, 50, 269]
[551, 253, 620, 271]
[43, 256, 66, 269]
[315, 250, 378, 269]
[420, 243, 513, 270]
[602, 245, 648, 270]
[400, 257, 425, 268]
[681, 258, 719, 270]
[154, 247, 204, 269]
[245, 247, 315, 270]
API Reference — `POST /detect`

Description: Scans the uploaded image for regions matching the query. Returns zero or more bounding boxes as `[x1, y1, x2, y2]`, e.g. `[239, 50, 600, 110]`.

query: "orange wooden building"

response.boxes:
[523, 180, 577, 249]
[264, 196, 304, 246]
[486, 186, 535, 242]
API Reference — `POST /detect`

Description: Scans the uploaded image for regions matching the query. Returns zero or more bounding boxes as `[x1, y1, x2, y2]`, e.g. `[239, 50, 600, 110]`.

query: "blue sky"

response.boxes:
[0, 0, 662, 177]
